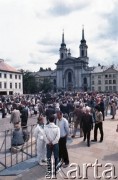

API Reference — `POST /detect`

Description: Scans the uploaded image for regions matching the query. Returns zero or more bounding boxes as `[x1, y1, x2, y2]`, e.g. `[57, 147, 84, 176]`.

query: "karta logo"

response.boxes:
[45, 159, 117, 179]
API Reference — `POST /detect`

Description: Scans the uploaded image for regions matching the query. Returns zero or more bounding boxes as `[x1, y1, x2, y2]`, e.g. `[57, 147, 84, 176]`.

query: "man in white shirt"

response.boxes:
[56, 111, 69, 168]
[43, 115, 60, 177]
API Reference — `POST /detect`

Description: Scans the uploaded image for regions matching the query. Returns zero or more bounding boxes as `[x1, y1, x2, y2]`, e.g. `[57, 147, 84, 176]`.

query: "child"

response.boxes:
[34, 116, 46, 165]
[11, 122, 25, 146]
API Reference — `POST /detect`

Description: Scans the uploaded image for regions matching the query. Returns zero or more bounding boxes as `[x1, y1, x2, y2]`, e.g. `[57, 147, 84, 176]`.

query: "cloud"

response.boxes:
[94, 1, 118, 41]
[37, 40, 59, 47]
[0, 0, 117, 72]
[28, 53, 57, 66]
[48, 0, 90, 16]
[39, 47, 58, 55]
[104, 8, 118, 40]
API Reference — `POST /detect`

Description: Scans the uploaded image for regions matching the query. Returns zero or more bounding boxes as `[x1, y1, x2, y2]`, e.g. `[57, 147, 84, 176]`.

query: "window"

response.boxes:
[109, 80, 112, 84]
[0, 73, 2, 78]
[113, 86, 116, 91]
[84, 77, 87, 84]
[92, 86, 94, 91]
[19, 83, 21, 89]
[105, 86, 108, 91]
[4, 74, 7, 78]
[4, 82, 7, 89]
[109, 74, 112, 78]
[92, 81, 94, 85]
[105, 80, 108, 84]
[15, 83, 17, 89]
[98, 75, 101, 78]
[53, 79, 56, 85]
[98, 80, 101, 85]
[113, 74, 116, 78]
[92, 75, 94, 79]
[15, 75, 17, 79]
[68, 72, 72, 83]
[19, 75, 21, 79]
[98, 86, 101, 91]
[109, 86, 112, 91]
[10, 83, 12, 89]
[0, 82, 2, 88]
[105, 74, 108, 78]
[81, 50, 84, 57]
[61, 53, 63, 59]
[10, 74, 12, 79]
[113, 80, 116, 84]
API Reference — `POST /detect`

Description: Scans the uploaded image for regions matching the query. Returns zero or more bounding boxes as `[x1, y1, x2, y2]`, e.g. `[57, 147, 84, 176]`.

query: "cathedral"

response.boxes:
[34, 28, 118, 93]
[56, 28, 92, 92]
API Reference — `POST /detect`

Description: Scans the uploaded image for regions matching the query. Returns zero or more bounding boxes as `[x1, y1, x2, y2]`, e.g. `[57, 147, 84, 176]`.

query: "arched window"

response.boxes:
[68, 72, 72, 83]
[54, 79, 56, 85]
[61, 53, 63, 59]
[81, 50, 84, 57]
[84, 77, 87, 84]
[86, 49, 87, 57]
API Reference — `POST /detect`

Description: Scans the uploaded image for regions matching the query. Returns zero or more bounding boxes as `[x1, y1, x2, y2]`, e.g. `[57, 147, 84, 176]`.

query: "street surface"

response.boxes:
[0, 112, 118, 179]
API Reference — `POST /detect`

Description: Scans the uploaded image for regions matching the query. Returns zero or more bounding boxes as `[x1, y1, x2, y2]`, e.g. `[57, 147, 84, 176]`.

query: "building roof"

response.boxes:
[91, 66, 107, 73]
[0, 59, 20, 73]
[34, 70, 56, 77]
[91, 65, 118, 73]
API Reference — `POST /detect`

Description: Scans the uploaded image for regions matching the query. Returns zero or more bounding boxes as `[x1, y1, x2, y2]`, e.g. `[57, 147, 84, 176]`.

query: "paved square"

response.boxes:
[0, 115, 118, 179]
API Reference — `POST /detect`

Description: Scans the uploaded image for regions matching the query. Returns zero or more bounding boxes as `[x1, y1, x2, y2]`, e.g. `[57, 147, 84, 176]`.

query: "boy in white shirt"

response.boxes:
[43, 115, 60, 177]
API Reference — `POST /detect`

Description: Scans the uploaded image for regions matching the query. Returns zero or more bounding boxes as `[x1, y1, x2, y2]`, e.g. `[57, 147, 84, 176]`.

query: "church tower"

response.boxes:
[59, 31, 67, 60]
[79, 26, 88, 58]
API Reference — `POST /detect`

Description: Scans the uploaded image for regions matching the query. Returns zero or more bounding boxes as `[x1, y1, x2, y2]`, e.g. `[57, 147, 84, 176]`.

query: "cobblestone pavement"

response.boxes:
[0, 113, 118, 179]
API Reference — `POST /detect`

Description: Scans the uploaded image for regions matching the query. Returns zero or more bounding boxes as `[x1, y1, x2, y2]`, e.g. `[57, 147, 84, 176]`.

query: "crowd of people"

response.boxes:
[0, 91, 118, 176]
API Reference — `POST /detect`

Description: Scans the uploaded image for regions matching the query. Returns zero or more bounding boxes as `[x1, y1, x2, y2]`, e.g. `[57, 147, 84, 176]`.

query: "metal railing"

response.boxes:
[0, 114, 75, 173]
[0, 124, 37, 172]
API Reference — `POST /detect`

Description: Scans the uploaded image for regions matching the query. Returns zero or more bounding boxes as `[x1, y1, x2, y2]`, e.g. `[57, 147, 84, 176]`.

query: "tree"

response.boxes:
[39, 67, 44, 71]
[39, 67, 52, 72]
[22, 71, 38, 94]
[48, 67, 51, 71]
[39, 78, 53, 93]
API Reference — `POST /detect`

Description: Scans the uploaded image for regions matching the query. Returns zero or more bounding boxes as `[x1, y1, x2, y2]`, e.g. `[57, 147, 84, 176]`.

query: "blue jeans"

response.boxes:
[47, 143, 59, 172]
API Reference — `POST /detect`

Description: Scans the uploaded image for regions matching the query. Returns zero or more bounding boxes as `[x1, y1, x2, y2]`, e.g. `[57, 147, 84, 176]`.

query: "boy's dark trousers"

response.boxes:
[47, 143, 59, 173]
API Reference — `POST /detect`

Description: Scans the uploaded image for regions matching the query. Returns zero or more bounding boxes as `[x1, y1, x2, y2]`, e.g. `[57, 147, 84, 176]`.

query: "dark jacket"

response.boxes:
[20, 107, 28, 122]
[98, 101, 104, 112]
[81, 113, 93, 132]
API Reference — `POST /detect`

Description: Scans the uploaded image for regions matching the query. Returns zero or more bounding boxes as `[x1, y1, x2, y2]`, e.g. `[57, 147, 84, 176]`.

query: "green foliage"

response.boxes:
[39, 67, 52, 72]
[39, 78, 53, 93]
[39, 67, 44, 71]
[20, 69, 53, 94]
[22, 71, 38, 94]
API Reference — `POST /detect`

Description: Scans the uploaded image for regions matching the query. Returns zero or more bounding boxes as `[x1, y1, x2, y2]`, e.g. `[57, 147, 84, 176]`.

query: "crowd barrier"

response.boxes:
[0, 124, 37, 172]
[0, 114, 76, 172]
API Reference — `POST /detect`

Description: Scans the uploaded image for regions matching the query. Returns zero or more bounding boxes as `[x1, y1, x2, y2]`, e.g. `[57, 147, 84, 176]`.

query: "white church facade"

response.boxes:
[56, 28, 92, 92]
[34, 28, 118, 93]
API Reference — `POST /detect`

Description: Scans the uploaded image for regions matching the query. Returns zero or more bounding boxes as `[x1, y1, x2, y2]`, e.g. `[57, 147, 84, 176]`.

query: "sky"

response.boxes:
[0, 0, 117, 71]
